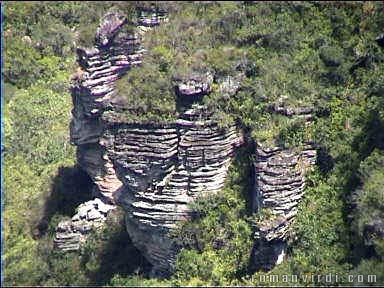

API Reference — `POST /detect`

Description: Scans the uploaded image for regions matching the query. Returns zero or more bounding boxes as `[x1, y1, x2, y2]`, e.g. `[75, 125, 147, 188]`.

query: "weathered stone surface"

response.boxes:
[76, 144, 122, 202]
[175, 72, 214, 97]
[68, 8, 244, 276]
[96, 12, 127, 47]
[67, 7, 323, 277]
[102, 105, 243, 275]
[70, 10, 166, 202]
[269, 96, 314, 121]
[251, 95, 317, 271]
[54, 198, 115, 251]
[251, 142, 316, 271]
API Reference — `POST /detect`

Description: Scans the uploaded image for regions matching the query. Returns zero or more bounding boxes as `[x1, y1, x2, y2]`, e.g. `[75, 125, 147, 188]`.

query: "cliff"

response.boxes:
[65, 9, 243, 275]
[250, 101, 316, 270]
[252, 142, 316, 270]
[63, 7, 316, 276]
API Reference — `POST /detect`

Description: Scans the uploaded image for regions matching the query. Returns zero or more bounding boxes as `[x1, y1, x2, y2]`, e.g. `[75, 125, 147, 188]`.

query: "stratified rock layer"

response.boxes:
[54, 198, 115, 251]
[58, 9, 168, 252]
[102, 105, 243, 274]
[68, 7, 318, 275]
[70, 10, 166, 202]
[251, 139, 316, 270]
[69, 9, 243, 275]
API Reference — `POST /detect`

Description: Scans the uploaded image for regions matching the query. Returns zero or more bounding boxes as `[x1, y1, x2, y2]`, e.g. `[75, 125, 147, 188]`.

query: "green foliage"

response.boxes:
[80, 209, 150, 286]
[170, 146, 254, 285]
[277, 119, 313, 148]
[113, 61, 176, 123]
[289, 169, 351, 277]
[109, 274, 171, 287]
[352, 150, 384, 259]
[4, 39, 42, 87]
[4, 1, 384, 286]
[349, 259, 384, 286]
[319, 45, 344, 67]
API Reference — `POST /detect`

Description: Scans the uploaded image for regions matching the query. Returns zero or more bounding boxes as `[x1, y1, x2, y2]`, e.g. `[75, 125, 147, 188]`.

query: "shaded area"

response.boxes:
[316, 146, 334, 175]
[344, 109, 384, 264]
[34, 165, 95, 237]
[175, 90, 204, 113]
[30, 166, 151, 285]
[84, 208, 152, 285]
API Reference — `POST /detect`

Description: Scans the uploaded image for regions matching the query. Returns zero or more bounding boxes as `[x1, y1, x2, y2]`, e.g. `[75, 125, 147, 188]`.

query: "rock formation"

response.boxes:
[56, 9, 168, 253]
[100, 103, 243, 275]
[65, 7, 318, 276]
[54, 198, 115, 251]
[251, 104, 317, 271]
[66, 8, 243, 276]
[70, 9, 168, 203]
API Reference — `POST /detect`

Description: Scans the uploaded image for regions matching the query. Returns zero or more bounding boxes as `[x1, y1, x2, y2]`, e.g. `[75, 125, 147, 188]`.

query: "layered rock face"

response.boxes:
[101, 102, 243, 275]
[68, 9, 243, 275]
[56, 10, 167, 252]
[54, 198, 115, 251]
[67, 8, 317, 275]
[70, 10, 166, 202]
[251, 105, 316, 271]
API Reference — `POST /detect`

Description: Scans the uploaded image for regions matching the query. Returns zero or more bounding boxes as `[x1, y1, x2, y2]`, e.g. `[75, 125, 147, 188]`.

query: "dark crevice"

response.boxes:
[85, 209, 152, 285]
[33, 165, 94, 238]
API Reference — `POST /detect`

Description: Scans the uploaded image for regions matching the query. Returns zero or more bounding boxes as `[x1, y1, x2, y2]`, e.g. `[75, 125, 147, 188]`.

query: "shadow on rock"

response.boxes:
[34, 165, 95, 237]
[85, 208, 152, 285]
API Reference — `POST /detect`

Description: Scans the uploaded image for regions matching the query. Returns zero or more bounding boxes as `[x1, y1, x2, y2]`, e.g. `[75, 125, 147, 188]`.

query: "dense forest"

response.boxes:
[3, 1, 384, 286]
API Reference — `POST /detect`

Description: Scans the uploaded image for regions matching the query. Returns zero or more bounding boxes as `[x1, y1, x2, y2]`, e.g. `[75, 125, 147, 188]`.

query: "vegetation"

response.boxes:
[3, 2, 144, 286]
[3, 1, 384, 286]
[113, 61, 177, 123]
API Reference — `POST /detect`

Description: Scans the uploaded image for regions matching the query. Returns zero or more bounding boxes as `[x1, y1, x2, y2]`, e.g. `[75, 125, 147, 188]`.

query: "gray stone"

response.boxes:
[251, 140, 316, 271]
[68, 7, 245, 276]
[54, 198, 116, 251]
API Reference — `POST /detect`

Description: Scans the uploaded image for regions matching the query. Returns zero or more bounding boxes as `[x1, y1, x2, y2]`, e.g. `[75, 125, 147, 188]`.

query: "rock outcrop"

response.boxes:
[56, 9, 168, 252]
[68, 8, 243, 276]
[251, 104, 317, 271]
[70, 10, 167, 202]
[101, 103, 243, 275]
[66, 7, 317, 276]
[54, 198, 115, 251]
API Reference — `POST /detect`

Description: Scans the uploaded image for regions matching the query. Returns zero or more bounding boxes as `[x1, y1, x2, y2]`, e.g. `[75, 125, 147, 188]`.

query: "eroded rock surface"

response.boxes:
[66, 7, 317, 276]
[54, 198, 115, 251]
[101, 104, 243, 274]
[70, 10, 166, 202]
[68, 8, 243, 276]
[57, 9, 168, 252]
[251, 102, 317, 271]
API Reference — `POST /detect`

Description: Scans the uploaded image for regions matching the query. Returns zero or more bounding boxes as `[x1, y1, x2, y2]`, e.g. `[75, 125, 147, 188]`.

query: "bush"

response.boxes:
[113, 62, 176, 123]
